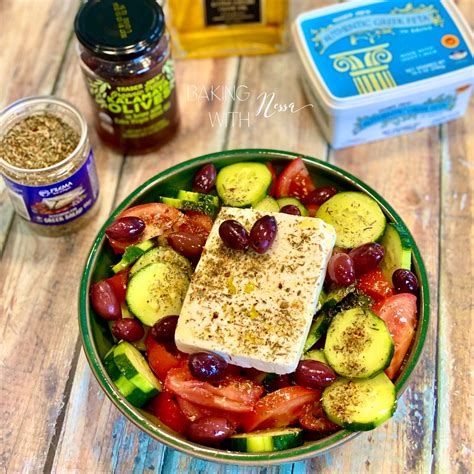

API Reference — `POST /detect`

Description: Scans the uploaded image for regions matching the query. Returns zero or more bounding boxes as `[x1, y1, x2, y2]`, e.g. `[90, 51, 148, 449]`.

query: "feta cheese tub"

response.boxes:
[292, 0, 474, 148]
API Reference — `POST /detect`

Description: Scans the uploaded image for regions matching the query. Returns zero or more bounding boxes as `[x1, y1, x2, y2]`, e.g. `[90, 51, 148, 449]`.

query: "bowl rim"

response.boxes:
[79, 148, 430, 465]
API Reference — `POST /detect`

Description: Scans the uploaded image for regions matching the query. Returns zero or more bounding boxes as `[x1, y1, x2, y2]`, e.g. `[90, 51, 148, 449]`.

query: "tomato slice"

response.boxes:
[266, 162, 278, 197]
[165, 367, 263, 413]
[372, 293, 418, 379]
[275, 158, 316, 200]
[105, 272, 128, 303]
[147, 392, 189, 435]
[176, 397, 242, 428]
[180, 211, 213, 237]
[145, 336, 185, 382]
[298, 400, 340, 432]
[357, 268, 394, 301]
[242, 386, 320, 432]
[108, 203, 188, 253]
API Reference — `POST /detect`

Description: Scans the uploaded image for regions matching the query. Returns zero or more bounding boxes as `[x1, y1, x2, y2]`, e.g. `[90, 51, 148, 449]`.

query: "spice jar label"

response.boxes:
[85, 59, 176, 141]
[2, 150, 99, 226]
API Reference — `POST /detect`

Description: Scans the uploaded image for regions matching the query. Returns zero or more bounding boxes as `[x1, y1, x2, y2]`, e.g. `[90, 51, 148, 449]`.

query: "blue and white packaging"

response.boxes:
[293, 0, 473, 148]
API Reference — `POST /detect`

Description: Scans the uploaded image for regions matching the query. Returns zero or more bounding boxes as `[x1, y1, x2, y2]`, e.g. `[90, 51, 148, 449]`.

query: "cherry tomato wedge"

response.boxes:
[356, 268, 394, 301]
[266, 162, 278, 197]
[298, 400, 340, 432]
[105, 272, 128, 303]
[165, 367, 263, 413]
[242, 386, 320, 432]
[275, 158, 316, 200]
[108, 203, 187, 253]
[147, 392, 189, 435]
[145, 336, 186, 382]
[372, 293, 418, 379]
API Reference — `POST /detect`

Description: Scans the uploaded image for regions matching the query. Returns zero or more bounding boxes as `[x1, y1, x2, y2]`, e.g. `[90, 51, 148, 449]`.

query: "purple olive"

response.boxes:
[151, 315, 179, 342]
[90, 280, 121, 320]
[348, 243, 385, 275]
[302, 186, 338, 206]
[112, 319, 144, 342]
[327, 253, 355, 286]
[189, 352, 228, 382]
[295, 360, 337, 389]
[280, 205, 301, 216]
[168, 232, 206, 258]
[187, 416, 235, 446]
[193, 164, 217, 194]
[219, 220, 249, 251]
[392, 269, 419, 295]
[105, 216, 145, 242]
[249, 215, 277, 254]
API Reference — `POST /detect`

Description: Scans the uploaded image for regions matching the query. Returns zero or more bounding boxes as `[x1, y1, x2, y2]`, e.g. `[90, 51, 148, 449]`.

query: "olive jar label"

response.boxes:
[85, 60, 176, 140]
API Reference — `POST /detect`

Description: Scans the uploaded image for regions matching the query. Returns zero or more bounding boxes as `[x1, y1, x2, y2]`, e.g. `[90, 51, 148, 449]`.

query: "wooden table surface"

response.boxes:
[1, 1, 472, 473]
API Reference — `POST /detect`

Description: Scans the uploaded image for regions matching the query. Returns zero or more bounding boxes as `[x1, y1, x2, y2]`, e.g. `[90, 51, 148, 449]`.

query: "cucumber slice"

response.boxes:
[380, 223, 412, 281]
[324, 307, 394, 378]
[322, 372, 396, 431]
[316, 192, 386, 248]
[277, 197, 309, 216]
[216, 162, 272, 207]
[302, 349, 328, 364]
[126, 262, 190, 326]
[104, 348, 159, 407]
[224, 428, 304, 452]
[113, 341, 162, 396]
[303, 312, 330, 352]
[130, 246, 193, 277]
[112, 239, 155, 274]
[160, 196, 218, 218]
[253, 196, 279, 212]
[177, 190, 219, 207]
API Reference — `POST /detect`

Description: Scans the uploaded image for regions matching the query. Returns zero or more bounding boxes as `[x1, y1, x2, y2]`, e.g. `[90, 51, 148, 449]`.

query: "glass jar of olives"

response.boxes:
[74, 0, 179, 154]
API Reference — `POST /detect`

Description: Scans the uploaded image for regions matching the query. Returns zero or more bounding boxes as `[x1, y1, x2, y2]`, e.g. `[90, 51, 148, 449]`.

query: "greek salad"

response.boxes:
[90, 158, 419, 452]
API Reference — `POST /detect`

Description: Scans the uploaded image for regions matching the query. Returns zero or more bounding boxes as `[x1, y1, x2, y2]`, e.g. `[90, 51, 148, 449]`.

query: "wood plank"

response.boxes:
[435, 2, 473, 472]
[0, 29, 126, 474]
[51, 57, 240, 473]
[0, 0, 81, 253]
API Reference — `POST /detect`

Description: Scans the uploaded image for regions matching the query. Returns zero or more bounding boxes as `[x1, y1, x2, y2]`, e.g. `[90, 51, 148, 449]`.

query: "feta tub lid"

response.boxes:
[293, 0, 474, 107]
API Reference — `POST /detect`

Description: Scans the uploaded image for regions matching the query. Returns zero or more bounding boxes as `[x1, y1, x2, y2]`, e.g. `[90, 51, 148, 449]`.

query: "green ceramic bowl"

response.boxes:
[79, 149, 429, 465]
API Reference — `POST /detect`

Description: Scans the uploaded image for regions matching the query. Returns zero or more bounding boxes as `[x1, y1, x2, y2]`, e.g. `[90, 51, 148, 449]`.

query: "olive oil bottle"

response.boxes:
[166, 0, 289, 58]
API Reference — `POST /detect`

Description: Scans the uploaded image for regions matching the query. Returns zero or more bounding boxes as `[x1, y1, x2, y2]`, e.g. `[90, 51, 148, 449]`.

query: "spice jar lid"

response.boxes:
[74, 0, 165, 61]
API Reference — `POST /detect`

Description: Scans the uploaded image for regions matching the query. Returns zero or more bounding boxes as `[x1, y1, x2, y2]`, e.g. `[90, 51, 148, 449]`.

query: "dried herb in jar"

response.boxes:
[0, 114, 79, 170]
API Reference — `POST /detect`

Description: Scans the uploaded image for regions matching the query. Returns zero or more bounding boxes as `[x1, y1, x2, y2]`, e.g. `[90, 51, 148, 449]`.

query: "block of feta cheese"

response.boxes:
[175, 207, 336, 374]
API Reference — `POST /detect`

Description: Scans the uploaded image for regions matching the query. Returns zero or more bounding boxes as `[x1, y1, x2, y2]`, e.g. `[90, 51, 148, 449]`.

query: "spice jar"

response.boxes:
[74, 0, 179, 155]
[0, 96, 99, 236]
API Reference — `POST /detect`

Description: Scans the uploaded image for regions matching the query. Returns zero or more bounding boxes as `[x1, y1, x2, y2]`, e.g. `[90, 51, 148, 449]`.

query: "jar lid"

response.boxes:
[74, 0, 165, 61]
